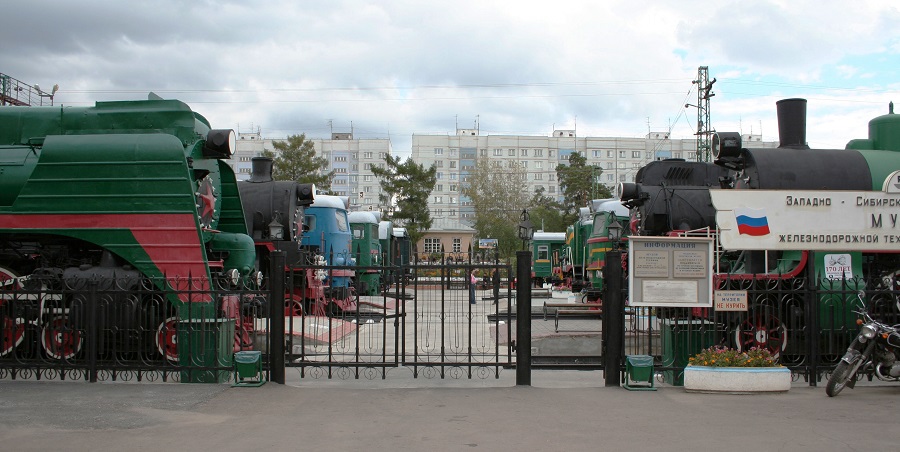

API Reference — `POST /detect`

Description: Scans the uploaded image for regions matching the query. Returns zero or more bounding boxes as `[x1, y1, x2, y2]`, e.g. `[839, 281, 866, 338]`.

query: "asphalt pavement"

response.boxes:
[2, 371, 900, 451]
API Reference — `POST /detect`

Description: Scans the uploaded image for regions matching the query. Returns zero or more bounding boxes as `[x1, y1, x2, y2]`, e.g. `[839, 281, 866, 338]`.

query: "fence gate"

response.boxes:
[280, 259, 514, 381]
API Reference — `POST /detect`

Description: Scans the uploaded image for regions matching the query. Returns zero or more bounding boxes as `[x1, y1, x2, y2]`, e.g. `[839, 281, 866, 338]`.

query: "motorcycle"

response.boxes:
[826, 291, 900, 397]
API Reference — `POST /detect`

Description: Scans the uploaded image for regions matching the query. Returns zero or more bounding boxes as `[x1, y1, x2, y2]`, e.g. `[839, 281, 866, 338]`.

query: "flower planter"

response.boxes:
[683, 366, 791, 393]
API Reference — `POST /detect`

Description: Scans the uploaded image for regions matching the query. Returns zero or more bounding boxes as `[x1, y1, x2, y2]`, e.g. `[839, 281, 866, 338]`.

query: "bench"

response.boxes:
[554, 308, 604, 332]
[542, 301, 603, 320]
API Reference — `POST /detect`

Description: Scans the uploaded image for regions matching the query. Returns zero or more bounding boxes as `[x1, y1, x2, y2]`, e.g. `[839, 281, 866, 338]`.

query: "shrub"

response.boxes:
[687, 345, 779, 368]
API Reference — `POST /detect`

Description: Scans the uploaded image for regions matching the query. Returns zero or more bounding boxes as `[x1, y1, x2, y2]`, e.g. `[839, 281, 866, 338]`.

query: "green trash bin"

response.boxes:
[178, 318, 235, 383]
[624, 355, 656, 391]
[233, 350, 265, 387]
[660, 319, 715, 386]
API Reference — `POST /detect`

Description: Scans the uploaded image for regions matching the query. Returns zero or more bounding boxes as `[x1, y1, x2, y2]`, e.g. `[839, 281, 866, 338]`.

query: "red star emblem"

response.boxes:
[197, 178, 216, 226]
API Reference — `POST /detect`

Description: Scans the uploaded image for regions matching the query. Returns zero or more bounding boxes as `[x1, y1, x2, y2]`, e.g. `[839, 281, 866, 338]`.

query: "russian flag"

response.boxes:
[734, 207, 770, 236]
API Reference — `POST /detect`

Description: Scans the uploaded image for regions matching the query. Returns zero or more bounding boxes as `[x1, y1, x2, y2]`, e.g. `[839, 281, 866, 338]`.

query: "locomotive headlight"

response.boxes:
[227, 268, 241, 286]
[254, 271, 264, 287]
[203, 129, 236, 158]
[711, 132, 742, 159]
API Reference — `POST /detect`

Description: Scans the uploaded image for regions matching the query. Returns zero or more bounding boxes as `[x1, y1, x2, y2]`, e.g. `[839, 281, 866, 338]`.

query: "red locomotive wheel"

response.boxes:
[41, 316, 83, 360]
[733, 306, 788, 359]
[155, 317, 179, 362]
[0, 267, 26, 356]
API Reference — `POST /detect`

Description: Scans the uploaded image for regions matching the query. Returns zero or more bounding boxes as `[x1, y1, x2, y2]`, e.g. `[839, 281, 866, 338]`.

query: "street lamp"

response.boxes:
[517, 209, 534, 251]
[34, 84, 58, 106]
[607, 218, 623, 251]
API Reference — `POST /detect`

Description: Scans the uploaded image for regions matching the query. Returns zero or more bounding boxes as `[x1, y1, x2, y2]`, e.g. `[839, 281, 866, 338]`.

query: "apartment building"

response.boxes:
[411, 129, 777, 234]
[228, 130, 392, 212]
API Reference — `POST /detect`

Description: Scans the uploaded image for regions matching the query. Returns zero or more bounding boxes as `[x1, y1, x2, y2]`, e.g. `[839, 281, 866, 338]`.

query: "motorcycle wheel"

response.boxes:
[825, 361, 853, 397]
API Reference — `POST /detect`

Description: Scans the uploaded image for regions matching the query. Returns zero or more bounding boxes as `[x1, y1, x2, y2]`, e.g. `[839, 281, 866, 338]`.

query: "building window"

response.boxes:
[335, 156, 347, 162]
[436, 160, 443, 167]
[450, 148, 458, 156]
[632, 151, 641, 158]
[534, 149, 543, 157]
[646, 151, 654, 159]
[607, 174, 614, 181]
[437, 172, 443, 179]
[549, 150, 555, 158]
[379, 152, 387, 159]
[434, 148, 444, 155]
[673, 152, 682, 159]
[450, 184, 457, 191]
[424, 238, 441, 254]
[452, 238, 461, 253]
[434, 196, 443, 203]
[607, 150, 614, 158]
[364, 163, 372, 170]
[493, 148, 503, 156]
[619, 174, 626, 182]
[534, 173, 543, 180]
[335, 167, 347, 173]
[449, 196, 456, 203]
[449, 161, 457, 168]
[450, 173, 457, 180]
[549, 186, 556, 193]
[687, 152, 696, 160]
[549, 174, 555, 181]
[436, 184, 443, 191]
[632, 163, 640, 168]
[364, 152, 373, 159]
[508, 149, 516, 156]
[521, 149, 528, 156]
[619, 150, 627, 158]
[536, 161, 542, 169]
[480, 149, 486, 157]
[593, 150, 601, 158]
[364, 175, 373, 182]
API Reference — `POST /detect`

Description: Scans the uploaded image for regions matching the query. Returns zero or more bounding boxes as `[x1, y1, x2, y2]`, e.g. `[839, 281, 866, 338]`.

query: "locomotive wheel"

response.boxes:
[41, 315, 83, 360]
[733, 304, 788, 359]
[0, 266, 26, 356]
[0, 315, 25, 357]
[285, 294, 304, 317]
[155, 317, 179, 362]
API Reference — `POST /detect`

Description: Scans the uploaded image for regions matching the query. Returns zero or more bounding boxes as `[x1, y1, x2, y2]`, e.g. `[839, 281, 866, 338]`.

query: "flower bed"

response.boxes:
[683, 346, 790, 393]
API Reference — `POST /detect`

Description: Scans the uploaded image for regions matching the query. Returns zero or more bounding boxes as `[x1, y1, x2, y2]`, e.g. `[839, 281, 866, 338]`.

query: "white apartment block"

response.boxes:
[412, 129, 777, 232]
[228, 130, 392, 212]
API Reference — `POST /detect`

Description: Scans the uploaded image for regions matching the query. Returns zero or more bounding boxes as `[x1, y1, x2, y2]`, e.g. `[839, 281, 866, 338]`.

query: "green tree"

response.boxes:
[528, 187, 568, 233]
[370, 154, 437, 246]
[267, 134, 334, 191]
[462, 160, 530, 259]
[556, 152, 612, 222]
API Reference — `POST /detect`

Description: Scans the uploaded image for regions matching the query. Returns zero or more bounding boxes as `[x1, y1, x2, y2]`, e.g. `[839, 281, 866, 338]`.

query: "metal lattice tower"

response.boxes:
[692, 67, 716, 162]
[0, 72, 57, 106]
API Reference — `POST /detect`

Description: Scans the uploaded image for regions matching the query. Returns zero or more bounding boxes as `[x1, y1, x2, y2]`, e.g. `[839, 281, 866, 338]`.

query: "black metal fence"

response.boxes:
[5, 250, 891, 386]
[618, 273, 900, 386]
[0, 274, 265, 383]
[281, 258, 513, 381]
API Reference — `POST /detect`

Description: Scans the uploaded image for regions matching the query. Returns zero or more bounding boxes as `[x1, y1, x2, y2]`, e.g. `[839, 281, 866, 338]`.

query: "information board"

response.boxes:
[628, 236, 713, 307]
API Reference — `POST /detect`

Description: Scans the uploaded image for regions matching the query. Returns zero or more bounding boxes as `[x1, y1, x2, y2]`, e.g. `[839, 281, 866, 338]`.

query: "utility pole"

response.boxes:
[691, 66, 716, 162]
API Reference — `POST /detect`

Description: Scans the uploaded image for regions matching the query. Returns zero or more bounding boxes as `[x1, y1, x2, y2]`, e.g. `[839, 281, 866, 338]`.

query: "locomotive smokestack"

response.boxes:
[776, 98, 809, 149]
[249, 157, 274, 183]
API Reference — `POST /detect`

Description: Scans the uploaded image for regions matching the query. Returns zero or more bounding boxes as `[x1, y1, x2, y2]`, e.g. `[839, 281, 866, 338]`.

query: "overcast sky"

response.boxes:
[4, 0, 900, 157]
